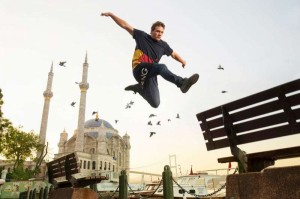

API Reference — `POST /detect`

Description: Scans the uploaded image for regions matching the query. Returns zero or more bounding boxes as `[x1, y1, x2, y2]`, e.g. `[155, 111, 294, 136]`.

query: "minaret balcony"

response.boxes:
[43, 91, 53, 98]
[79, 83, 89, 90]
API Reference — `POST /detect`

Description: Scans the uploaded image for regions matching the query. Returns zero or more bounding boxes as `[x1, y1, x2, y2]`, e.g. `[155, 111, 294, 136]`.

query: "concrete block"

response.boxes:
[226, 172, 261, 199]
[226, 165, 300, 199]
[48, 188, 98, 199]
[260, 165, 300, 199]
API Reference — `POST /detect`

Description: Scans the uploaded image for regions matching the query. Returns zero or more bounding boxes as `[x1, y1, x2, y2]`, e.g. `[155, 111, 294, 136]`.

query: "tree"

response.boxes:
[0, 88, 12, 151]
[0, 89, 47, 180]
[1, 126, 41, 170]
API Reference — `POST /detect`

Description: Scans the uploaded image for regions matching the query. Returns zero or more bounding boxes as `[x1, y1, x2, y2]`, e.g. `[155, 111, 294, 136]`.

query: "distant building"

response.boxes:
[56, 118, 130, 177]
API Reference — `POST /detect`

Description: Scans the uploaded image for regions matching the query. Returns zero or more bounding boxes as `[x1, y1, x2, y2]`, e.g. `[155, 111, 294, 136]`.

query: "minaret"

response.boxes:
[123, 133, 131, 173]
[39, 63, 54, 147]
[74, 52, 89, 152]
[58, 129, 68, 153]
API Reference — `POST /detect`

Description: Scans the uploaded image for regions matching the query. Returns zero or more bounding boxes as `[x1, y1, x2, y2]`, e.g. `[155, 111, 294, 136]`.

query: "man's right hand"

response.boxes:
[100, 12, 134, 36]
[101, 12, 111, 17]
[182, 60, 186, 68]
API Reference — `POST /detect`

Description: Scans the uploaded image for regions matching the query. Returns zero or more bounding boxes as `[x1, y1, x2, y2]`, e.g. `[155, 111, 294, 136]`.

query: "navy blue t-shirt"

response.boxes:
[132, 29, 173, 69]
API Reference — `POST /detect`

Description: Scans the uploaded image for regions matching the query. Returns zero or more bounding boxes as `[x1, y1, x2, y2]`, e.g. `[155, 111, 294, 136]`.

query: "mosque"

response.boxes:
[0, 53, 131, 179]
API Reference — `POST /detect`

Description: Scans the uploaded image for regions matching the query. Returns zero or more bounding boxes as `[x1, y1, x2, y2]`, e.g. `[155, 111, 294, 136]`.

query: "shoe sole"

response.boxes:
[181, 74, 199, 93]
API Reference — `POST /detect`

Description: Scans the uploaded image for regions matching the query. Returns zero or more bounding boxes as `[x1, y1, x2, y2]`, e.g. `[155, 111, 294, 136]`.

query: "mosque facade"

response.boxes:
[55, 117, 131, 176]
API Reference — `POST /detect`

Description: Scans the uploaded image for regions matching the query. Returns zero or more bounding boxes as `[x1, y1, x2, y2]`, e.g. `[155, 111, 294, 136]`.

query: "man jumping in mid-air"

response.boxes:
[101, 12, 199, 108]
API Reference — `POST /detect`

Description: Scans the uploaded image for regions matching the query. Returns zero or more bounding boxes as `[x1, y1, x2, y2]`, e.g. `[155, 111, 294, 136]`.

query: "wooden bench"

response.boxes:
[46, 153, 108, 188]
[196, 79, 300, 173]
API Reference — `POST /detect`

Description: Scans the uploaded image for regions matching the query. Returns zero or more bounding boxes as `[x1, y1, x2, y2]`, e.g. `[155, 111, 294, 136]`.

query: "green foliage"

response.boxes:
[0, 88, 45, 179]
[8, 167, 35, 180]
[1, 126, 42, 170]
[0, 88, 3, 118]
[0, 88, 12, 151]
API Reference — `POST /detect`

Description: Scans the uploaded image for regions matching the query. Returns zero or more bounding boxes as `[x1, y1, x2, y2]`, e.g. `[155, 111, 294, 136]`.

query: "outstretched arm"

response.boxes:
[101, 12, 134, 36]
[171, 51, 186, 68]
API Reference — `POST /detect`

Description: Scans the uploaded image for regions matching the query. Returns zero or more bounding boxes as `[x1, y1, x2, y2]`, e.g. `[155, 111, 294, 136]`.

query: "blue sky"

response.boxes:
[1, 0, 299, 176]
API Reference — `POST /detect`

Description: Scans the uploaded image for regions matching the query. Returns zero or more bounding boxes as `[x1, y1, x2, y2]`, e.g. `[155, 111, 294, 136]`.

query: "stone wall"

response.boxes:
[226, 165, 300, 199]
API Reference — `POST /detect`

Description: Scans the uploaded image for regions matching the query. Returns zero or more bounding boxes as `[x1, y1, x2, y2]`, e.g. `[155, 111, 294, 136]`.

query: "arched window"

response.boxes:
[92, 161, 96, 170]
[119, 152, 122, 166]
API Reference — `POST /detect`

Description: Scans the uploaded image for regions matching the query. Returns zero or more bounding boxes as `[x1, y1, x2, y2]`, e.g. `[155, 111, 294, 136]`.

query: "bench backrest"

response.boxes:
[196, 79, 300, 151]
[47, 153, 79, 184]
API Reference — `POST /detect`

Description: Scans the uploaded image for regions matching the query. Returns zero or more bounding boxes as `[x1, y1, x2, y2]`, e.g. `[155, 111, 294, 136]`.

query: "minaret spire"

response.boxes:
[39, 62, 54, 148]
[50, 61, 53, 72]
[75, 53, 89, 152]
[85, 50, 88, 63]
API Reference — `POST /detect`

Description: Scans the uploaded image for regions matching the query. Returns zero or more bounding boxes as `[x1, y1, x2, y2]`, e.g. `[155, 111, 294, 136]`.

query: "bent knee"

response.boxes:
[159, 64, 167, 70]
[149, 99, 160, 108]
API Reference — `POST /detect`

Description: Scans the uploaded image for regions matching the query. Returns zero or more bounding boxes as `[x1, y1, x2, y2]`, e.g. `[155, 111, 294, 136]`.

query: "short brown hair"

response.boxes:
[151, 21, 165, 31]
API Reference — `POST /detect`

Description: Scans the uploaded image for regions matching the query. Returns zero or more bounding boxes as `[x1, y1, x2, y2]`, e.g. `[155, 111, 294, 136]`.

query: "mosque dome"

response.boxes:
[84, 119, 114, 129]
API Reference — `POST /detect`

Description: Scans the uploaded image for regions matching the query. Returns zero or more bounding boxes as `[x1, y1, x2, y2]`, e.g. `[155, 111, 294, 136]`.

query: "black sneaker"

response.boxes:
[125, 84, 141, 94]
[180, 74, 199, 93]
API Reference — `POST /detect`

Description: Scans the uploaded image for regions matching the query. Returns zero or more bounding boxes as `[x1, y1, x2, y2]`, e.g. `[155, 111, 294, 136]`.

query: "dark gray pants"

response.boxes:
[133, 63, 183, 108]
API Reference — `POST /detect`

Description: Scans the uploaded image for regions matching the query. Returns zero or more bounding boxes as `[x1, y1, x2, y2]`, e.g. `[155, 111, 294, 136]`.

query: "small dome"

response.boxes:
[84, 118, 114, 129]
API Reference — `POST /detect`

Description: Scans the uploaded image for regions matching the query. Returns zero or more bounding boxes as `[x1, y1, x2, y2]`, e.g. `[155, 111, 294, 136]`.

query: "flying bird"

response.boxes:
[115, 120, 119, 124]
[149, 114, 157, 118]
[92, 111, 98, 115]
[71, 102, 76, 107]
[129, 100, 134, 105]
[59, 61, 67, 67]
[75, 82, 80, 84]
[125, 104, 131, 109]
[157, 121, 161, 125]
[221, 90, 228, 93]
[217, 65, 224, 70]
[176, 113, 180, 119]
[149, 132, 156, 137]
[168, 119, 171, 122]
[147, 121, 153, 126]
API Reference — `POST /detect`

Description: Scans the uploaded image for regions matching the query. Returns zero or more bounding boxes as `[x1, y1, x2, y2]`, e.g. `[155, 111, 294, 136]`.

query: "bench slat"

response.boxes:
[206, 123, 300, 150]
[51, 169, 79, 178]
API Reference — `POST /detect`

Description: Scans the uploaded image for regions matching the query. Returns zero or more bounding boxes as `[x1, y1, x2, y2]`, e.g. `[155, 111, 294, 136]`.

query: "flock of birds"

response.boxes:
[147, 113, 180, 137]
[60, 61, 227, 138]
[88, 109, 181, 138]
[217, 64, 228, 93]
